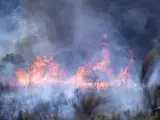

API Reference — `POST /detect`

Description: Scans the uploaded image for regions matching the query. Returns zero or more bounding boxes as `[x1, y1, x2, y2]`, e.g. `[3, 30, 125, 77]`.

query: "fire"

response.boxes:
[15, 56, 64, 86]
[103, 34, 107, 39]
[93, 48, 109, 72]
[15, 69, 30, 85]
[15, 44, 134, 89]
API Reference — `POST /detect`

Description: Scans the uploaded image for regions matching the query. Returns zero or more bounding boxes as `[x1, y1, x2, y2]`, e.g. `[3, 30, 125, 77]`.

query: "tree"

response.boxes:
[1, 53, 25, 65]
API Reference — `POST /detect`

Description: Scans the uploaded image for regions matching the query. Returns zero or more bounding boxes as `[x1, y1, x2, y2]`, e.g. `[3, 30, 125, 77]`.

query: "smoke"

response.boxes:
[0, 10, 20, 58]
[10, 0, 157, 64]
[1, 0, 160, 118]
[71, 0, 144, 111]
[11, 0, 75, 64]
[13, 15, 57, 61]
[13, 0, 129, 66]
[86, 0, 160, 58]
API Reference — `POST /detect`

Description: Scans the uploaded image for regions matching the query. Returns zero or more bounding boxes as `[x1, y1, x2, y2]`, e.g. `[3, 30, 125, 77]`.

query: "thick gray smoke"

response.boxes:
[0, 1, 160, 64]
[1, 0, 160, 118]
[12, 0, 76, 65]
[13, 0, 160, 64]
[86, 0, 160, 59]
[0, 11, 20, 58]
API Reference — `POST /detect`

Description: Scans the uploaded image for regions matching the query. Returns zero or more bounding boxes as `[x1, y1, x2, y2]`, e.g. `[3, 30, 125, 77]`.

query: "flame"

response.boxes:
[15, 43, 134, 89]
[93, 48, 109, 72]
[15, 69, 30, 85]
[103, 34, 107, 39]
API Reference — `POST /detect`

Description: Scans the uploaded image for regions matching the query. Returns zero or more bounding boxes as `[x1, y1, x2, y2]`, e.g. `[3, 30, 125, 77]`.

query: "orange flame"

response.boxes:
[15, 44, 134, 89]
[103, 34, 107, 39]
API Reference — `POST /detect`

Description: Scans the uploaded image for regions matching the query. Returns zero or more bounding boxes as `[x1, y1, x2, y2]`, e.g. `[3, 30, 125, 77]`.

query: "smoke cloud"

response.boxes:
[0, 0, 160, 118]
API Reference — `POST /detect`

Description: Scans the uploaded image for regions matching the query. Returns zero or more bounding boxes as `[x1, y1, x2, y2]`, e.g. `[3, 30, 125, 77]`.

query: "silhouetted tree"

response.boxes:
[1, 53, 25, 65]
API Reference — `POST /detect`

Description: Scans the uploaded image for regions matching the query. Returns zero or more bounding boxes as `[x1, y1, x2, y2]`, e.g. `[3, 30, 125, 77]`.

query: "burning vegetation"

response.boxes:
[14, 45, 133, 88]
[0, 42, 160, 120]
